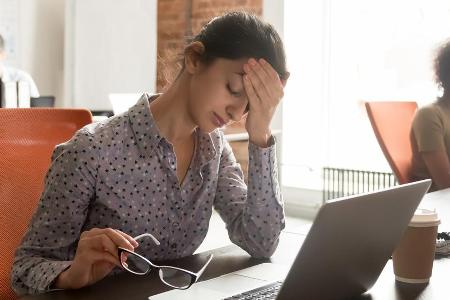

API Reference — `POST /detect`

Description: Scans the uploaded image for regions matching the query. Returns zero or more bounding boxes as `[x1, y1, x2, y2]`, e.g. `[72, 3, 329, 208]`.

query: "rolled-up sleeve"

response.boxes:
[11, 129, 97, 295]
[213, 136, 285, 258]
[412, 106, 445, 152]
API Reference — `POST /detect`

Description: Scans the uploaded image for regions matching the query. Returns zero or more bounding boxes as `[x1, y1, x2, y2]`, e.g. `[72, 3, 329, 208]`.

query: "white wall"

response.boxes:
[18, 0, 65, 106]
[64, 0, 157, 110]
[7, 0, 157, 109]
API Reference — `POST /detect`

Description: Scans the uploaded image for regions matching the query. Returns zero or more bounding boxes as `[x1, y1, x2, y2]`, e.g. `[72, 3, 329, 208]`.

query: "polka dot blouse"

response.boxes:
[11, 94, 285, 295]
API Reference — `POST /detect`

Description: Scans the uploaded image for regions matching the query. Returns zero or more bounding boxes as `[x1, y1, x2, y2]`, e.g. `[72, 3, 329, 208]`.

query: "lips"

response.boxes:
[213, 112, 226, 127]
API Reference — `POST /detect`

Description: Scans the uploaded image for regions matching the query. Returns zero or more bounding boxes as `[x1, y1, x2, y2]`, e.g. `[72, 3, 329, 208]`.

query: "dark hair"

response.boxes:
[184, 11, 288, 79]
[435, 39, 450, 93]
[0, 34, 4, 52]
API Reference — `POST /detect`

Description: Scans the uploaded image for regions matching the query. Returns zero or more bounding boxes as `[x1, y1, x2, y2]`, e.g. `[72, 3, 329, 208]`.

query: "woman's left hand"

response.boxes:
[243, 58, 289, 147]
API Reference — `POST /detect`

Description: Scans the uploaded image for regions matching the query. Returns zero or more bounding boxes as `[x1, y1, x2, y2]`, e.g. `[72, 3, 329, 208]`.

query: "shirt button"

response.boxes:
[172, 222, 180, 228]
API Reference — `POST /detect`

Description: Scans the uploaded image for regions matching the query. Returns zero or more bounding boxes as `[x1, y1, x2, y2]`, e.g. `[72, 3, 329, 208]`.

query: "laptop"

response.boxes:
[149, 179, 431, 300]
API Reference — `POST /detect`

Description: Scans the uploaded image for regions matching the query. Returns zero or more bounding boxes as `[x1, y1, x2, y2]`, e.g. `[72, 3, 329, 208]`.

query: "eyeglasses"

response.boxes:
[118, 233, 214, 290]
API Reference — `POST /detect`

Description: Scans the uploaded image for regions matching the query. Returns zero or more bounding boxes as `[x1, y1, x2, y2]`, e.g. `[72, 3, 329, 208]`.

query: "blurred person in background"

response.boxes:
[411, 39, 450, 191]
[0, 33, 39, 98]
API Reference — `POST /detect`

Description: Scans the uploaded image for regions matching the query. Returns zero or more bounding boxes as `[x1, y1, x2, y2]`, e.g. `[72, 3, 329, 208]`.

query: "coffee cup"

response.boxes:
[392, 208, 440, 283]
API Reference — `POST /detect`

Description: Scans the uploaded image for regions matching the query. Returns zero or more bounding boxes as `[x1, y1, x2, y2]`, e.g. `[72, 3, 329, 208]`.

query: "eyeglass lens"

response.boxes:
[121, 251, 193, 288]
[120, 251, 151, 275]
[159, 267, 192, 289]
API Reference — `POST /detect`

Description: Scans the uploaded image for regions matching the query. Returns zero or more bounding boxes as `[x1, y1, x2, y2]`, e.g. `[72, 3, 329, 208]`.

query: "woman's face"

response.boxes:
[187, 58, 249, 133]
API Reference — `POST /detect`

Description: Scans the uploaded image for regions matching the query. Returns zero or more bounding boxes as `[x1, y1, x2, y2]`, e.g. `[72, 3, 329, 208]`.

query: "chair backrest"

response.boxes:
[0, 108, 92, 299]
[365, 101, 418, 184]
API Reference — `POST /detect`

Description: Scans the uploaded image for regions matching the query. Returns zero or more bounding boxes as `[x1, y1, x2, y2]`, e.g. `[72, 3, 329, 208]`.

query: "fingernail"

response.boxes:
[126, 240, 134, 249]
[259, 58, 266, 64]
[249, 59, 257, 66]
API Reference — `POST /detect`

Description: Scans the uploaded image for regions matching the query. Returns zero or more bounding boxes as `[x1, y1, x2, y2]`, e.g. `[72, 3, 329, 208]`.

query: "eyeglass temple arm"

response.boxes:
[196, 254, 214, 277]
[133, 233, 161, 245]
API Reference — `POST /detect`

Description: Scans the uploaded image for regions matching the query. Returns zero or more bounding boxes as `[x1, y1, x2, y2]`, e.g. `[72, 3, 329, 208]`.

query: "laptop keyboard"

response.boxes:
[223, 281, 282, 300]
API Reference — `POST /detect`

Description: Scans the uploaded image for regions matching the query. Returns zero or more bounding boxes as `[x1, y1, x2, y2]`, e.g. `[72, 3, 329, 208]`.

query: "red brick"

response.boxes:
[157, 0, 262, 91]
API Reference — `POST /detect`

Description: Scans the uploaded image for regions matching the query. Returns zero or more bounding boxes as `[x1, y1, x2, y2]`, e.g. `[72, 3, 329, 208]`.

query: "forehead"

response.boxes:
[207, 57, 247, 74]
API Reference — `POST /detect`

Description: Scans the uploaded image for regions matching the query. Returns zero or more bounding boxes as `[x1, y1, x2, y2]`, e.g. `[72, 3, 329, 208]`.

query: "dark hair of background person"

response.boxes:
[435, 39, 450, 96]
[178, 11, 288, 81]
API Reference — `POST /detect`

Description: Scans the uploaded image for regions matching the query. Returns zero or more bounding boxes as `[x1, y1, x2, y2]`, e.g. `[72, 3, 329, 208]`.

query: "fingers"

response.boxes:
[257, 59, 285, 99]
[244, 61, 272, 102]
[259, 59, 284, 88]
[249, 59, 274, 89]
[89, 248, 122, 268]
[244, 58, 285, 103]
[78, 228, 137, 266]
[54, 247, 119, 290]
[243, 74, 259, 107]
[88, 228, 136, 251]
[63, 228, 138, 289]
[91, 234, 121, 258]
[115, 229, 139, 248]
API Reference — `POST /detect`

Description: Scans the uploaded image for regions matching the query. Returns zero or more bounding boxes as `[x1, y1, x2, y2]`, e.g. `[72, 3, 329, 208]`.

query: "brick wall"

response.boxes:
[157, 0, 263, 91]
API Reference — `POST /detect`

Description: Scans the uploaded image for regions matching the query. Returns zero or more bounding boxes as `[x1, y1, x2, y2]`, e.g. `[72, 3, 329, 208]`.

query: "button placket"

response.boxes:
[169, 220, 181, 253]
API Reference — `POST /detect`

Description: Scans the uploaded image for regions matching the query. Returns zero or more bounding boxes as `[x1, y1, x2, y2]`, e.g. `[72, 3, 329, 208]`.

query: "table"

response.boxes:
[22, 188, 450, 300]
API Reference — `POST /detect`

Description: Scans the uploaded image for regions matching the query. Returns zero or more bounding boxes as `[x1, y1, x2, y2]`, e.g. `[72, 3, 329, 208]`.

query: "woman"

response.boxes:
[11, 11, 289, 294]
[411, 39, 450, 191]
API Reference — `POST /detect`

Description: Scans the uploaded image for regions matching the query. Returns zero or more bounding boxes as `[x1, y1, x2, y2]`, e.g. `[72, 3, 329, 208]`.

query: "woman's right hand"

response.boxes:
[54, 228, 138, 289]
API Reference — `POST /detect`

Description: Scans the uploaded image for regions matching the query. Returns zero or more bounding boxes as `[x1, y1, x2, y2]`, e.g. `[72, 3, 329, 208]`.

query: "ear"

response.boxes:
[184, 41, 205, 75]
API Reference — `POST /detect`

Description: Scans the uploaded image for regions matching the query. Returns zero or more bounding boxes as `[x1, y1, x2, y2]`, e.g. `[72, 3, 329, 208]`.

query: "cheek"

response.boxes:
[190, 75, 227, 110]
[188, 78, 230, 132]
[188, 78, 211, 127]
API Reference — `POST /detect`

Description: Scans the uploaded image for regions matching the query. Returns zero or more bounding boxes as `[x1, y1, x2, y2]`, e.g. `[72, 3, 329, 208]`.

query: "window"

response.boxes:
[282, 0, 450, 192]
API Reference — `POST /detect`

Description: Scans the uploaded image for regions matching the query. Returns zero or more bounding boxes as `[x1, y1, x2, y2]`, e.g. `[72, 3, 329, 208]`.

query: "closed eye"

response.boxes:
[226, 84, 243, 98]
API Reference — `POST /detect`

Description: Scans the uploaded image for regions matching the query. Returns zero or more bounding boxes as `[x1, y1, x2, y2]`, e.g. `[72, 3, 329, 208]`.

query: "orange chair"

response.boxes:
[365, 101, 418, 184]
[0, 108, 92, 299]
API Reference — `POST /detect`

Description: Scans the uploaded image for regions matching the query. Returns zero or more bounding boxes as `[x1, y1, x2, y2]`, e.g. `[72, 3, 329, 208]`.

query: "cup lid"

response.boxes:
[410, 208, 440, 227]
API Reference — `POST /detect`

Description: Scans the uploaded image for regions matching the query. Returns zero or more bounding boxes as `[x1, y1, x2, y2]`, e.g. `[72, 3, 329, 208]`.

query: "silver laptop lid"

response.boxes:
[277, 179, 431, 300]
